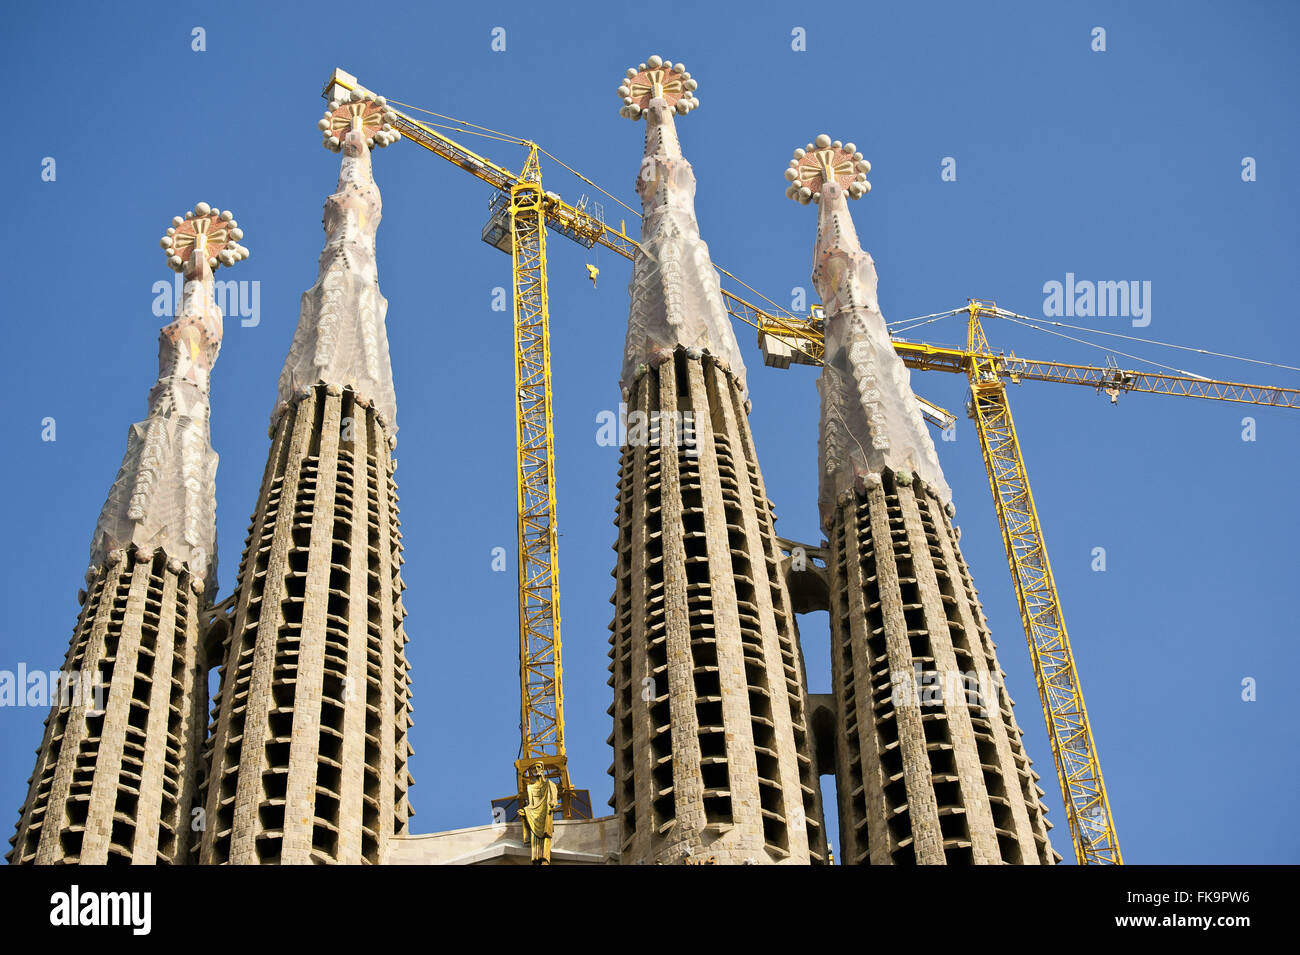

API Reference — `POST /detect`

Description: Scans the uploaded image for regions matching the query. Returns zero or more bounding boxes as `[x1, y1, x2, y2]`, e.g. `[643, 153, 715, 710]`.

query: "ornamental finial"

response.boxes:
[617, 55, 699, 119]
[319, 88, 402, 151]
[784, 135, 871, 204]
[159, 203, 249, 275]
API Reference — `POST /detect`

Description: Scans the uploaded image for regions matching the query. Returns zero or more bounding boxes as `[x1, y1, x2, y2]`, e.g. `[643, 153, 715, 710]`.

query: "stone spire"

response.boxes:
[618, 55, 746, 397]
[606, 59, 827, 865]
[198, 97, 413, 865]
[89, 203, 249, 595]
[785, 141, 1057, 865]
[274, 89, 402, 434]
[783, 136, 952, 526]
[8, 207, 244, 865]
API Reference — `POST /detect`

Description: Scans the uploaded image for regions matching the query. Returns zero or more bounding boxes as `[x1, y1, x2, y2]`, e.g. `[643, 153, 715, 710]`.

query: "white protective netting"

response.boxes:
[813, 182, 952, 526]
[276, 129, 397, 436]
[90, 269, 223, 592]
[622, 99, 746, 397]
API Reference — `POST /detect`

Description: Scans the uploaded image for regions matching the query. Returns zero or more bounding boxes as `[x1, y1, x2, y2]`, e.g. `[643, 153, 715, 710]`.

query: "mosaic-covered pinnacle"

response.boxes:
[276, 101, 398, 438]
[617, 55, 699, 119]
[90, 205, 241, 593]
[159, 203, 249, 274]
[791, 142, 953, 522]
[621, 58, 746, 398]
[320, 89, 402, 151]
[784, 135, 871, 204]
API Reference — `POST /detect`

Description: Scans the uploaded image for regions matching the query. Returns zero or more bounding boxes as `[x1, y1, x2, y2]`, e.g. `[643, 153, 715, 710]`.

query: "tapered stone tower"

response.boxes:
[784, 137, 1058, 864]
[197, 89, 411, 864]
[606, 57, 825, 865]
[8, 207, 247, 864]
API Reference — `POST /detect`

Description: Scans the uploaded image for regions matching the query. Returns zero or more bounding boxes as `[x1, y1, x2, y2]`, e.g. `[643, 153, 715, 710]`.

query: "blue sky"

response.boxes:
[1, 0, 1296, 864]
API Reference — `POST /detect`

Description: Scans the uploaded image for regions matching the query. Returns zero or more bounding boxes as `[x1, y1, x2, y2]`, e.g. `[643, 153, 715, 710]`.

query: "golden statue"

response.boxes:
[519, 761, 559, 865]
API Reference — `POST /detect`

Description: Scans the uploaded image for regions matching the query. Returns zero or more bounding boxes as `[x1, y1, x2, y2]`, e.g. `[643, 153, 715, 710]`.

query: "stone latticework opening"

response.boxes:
[198, 384, 413, 865]
[8, 551, 209, 864]
[827, 470, 1058, 864]
[607, 348, 826, 865]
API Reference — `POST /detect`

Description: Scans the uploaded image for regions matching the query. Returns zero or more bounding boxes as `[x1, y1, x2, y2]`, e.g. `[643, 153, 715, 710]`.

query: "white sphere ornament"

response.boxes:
[815, 134, 831, 148]
[784, 167, 798, 181]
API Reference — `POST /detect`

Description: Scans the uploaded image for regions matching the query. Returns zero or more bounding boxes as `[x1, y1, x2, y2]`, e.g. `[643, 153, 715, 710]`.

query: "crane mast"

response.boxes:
[504, 146, 574, 809]
[964, 301, 1120, 865]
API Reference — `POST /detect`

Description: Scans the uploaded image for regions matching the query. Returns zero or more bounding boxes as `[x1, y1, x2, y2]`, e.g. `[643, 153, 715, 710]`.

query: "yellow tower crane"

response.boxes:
[321, 69, 1300, 862]
[758, 300, 1300, 864]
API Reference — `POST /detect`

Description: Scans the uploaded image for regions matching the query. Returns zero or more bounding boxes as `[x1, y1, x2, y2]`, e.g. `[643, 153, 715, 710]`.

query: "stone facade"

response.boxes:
[608, 352, 826, 864]
[823, 476, 1057, 863]
[198, 385, 412, 864]
[8, 554, 210, 864]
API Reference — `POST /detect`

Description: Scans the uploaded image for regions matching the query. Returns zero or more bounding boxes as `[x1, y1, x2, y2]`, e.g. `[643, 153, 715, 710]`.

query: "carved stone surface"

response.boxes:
[276, 126, 398, 433]
[812, 179, 952, 525]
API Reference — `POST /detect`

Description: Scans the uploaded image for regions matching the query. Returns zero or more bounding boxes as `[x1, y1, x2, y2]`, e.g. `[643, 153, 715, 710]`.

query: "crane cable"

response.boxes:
[994, 314, 1215, 380]
[390, 97, 1299, 382]
[391, 96, 811, 322]
[989, 309, 1300, 374]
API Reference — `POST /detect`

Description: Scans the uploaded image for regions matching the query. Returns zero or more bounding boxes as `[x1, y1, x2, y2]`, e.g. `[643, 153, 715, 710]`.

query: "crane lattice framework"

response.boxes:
[761, 297, 1300, 865]
[502, 146, 573, 809]
[964, 302, 1117, 864]
[321, 69, 1300, 861]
